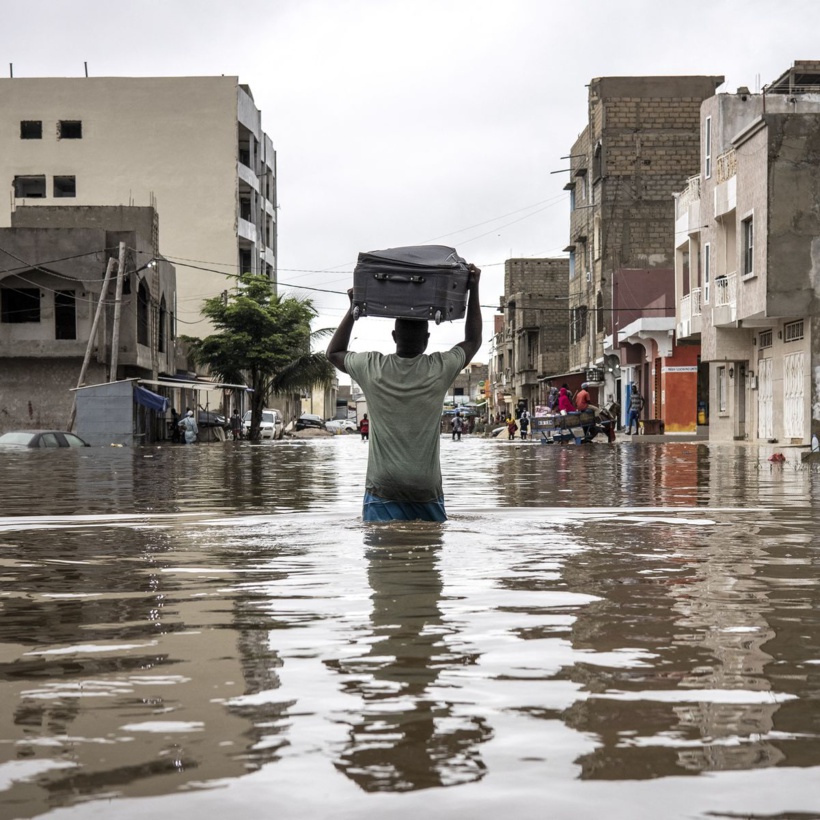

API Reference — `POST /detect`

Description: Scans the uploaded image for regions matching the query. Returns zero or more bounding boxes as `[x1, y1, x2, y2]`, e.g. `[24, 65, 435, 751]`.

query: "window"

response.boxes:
[596, 290, 604, 333]
[742, 216, 754, 276]
[54, 291, 77, 339]
[570, 305, 588, 344]
[239, 248, 252, 273]
[717, 365, 727, 412]
[594, 216, 602, 260]
[759, 330, 772, 349]
[137, 281, 150, 346]
[569, 250, 576, 280]
[704, 116, 712, 179]
[13, 175, 46, 198]
[784, 320, 804, 342]
[569, 186, 576, 211]
[592, 141, 603, 180]
[1, 287, 41, 323]
[703, 242, 711, 303]
[158, 297, 167, 353]
[20, 120, 42, 139]
[580, 174, 587, 200]
[53, 175, 76, 198]
[58, 120, 82, 139]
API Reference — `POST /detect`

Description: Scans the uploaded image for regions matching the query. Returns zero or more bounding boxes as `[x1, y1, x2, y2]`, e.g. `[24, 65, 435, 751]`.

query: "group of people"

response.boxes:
[170, 407, 198, 444]
[545, 382, 592, 415]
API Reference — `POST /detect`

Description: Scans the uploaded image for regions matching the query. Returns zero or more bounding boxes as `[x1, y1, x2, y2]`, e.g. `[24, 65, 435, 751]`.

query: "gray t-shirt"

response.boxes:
[345, 346, 466, 502]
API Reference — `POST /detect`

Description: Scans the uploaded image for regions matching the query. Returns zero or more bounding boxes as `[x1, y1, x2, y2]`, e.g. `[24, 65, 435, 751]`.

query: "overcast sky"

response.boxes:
[3, 0, 820, 365]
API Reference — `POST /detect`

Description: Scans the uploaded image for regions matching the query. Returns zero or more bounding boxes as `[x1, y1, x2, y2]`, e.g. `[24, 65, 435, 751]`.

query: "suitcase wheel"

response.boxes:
[352, 305, 361, 321]
[434, 309, 442, 325]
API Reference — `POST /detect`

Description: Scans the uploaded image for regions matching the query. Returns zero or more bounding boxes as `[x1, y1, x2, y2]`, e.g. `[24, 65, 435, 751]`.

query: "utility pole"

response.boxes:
[109, 241, 126, 382]
[66, 256, 117, 432]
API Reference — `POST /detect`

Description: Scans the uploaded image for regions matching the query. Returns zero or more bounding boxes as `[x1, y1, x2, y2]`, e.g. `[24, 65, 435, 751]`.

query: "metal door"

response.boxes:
[783, 351, 805, 439]
[757, 358, 773, 440]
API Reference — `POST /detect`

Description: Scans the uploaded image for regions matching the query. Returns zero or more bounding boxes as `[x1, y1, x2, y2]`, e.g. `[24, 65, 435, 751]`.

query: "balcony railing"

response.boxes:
[715, 149, 737, 184]
[675, 175, 701, 219]
[691, 287, 702, 316]
[714, 272, 737, 307]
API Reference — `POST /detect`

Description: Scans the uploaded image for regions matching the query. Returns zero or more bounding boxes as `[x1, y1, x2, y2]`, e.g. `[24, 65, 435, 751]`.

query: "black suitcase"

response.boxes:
[352, 244, 470, 324]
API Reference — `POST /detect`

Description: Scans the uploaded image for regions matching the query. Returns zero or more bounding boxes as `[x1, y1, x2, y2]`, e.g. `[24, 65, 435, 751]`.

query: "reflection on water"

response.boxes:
[1, 438, 819, 819]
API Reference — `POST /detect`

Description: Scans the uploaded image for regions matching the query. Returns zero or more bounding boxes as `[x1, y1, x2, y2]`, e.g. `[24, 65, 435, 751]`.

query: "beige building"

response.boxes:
[0, 75, 276, 338]
[674, 62, 820, 444]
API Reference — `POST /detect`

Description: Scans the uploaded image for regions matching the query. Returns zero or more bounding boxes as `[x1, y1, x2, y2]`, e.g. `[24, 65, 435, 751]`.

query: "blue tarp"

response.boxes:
[134, 385, 169, 413]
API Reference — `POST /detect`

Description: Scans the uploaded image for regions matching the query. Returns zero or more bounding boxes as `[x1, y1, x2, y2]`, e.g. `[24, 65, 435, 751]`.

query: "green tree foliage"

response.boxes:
[185, 274, 334, 440]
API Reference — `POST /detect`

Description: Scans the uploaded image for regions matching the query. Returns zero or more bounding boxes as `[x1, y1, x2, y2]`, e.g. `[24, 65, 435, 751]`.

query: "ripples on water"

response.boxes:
[1, 437, 819, 819]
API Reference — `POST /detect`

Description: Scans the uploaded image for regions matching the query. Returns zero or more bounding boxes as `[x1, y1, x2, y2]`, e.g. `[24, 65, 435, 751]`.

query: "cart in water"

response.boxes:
[530, 408, 616, 445]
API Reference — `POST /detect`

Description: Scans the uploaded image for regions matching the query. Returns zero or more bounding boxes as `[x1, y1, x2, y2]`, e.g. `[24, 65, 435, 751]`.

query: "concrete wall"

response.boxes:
[0, 76, 269, 337]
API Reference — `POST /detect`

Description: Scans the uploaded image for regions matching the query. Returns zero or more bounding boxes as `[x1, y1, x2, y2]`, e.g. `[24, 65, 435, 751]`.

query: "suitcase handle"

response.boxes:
[373, 273, 426, 284]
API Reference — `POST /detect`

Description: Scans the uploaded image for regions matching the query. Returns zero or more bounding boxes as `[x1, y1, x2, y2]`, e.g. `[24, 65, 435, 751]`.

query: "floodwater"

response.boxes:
[1, 435, 819, 820]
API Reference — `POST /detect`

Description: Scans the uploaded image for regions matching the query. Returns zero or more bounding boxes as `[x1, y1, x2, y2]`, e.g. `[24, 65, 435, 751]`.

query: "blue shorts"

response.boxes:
[362, 491, 448, 522]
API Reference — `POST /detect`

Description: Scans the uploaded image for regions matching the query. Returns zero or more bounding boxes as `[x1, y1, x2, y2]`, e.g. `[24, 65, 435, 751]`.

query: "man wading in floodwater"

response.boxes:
[327, 266, 482, 522]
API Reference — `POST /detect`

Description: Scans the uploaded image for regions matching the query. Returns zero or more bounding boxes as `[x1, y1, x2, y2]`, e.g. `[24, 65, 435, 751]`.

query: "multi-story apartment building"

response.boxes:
[0, 76, 276, 338]
[564, 75, 723, 430]
[0, 206, 177, 431]
[491, 258, 569, 417]
[674, 61, 820, 444]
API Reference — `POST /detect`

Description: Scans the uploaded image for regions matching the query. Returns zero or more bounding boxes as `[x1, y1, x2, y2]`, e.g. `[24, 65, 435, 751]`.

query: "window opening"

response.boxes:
[742, 216, 754, 276]
[58, 120, 82, 139]
[13, 175, 46, 198]
[703, 242, 711, 303]
[784, 320, 804, 342]
[759, 330, 772, 349]
[137, 281, 150, 346]
[158, 296, 167, 353]
[718, 365, 727, 412]
[53, 175, 76, 198]
[54, 290, 76, 339]
[1, 287, 41, 323]
[20, 120, 42, 139]
[705, 116, 712, 179]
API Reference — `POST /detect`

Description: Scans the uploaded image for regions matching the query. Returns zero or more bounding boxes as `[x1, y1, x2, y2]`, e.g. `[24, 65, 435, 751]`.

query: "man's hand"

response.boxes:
[457, 262, 483, 364]
[326, 288, 356, 373]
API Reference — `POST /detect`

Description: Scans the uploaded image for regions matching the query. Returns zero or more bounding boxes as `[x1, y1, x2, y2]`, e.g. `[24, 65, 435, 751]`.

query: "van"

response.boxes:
[242, 409, 284, 440]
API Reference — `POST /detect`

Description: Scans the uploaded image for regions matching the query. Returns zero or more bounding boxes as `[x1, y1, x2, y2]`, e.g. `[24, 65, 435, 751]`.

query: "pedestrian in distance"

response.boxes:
[230, 411, 242, 441]
[452, 412, 464, 441]
[627, 386, 644, 435]
[179, 409, 198, 444]
[507, 417, 518, 440]
[170, 407, 181, 444]
[557, 385, 575, 415]
[326, 264, 482, 522]
[519, 409, 530, 441]
[358, 414, 370, 442]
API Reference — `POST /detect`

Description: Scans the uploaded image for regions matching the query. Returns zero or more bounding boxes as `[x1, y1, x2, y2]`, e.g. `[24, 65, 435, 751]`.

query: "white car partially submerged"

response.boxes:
[325, 419, 358, 434]
[242, 409, 284, 440]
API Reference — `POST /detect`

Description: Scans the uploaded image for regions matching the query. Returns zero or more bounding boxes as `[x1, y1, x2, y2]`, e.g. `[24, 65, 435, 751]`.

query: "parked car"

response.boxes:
[295, 413, 326, 431]
[197, 410, 228, 428]
[0, 430, 90, 450]
[242, 409, 284, 440]
[325, 419, 358, 433]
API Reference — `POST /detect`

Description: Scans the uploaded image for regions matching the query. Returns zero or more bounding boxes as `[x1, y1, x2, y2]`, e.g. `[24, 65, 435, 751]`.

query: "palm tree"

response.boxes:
[185, 274, 335, 440]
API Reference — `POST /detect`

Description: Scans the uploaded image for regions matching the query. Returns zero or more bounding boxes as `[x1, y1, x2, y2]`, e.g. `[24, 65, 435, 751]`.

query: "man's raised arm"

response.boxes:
[326, 289, 354, 373]
[456, 264, 482, 364]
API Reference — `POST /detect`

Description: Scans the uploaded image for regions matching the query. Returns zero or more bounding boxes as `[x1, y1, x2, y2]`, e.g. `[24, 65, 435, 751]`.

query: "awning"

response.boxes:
[139, 378, 251, 392]
[134, 385, 169, 413]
